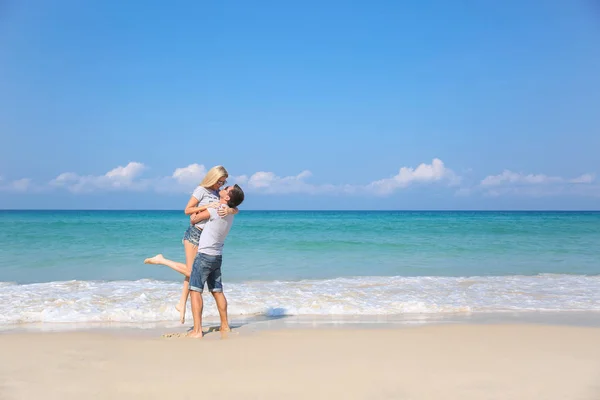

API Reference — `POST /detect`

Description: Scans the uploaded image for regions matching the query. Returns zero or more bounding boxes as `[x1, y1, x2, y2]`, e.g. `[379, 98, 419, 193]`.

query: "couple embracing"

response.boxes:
[145, 166, 244, 338]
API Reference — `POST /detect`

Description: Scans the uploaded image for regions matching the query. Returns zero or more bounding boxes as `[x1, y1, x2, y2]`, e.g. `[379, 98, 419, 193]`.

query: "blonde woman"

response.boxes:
[176, 165, 237, 323]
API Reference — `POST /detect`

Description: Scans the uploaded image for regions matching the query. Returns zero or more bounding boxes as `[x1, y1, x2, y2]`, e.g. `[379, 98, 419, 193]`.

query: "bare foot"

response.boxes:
[175, 303, 186, 324]
[144, 254, 166, 265]
[187, 331, 203, 339]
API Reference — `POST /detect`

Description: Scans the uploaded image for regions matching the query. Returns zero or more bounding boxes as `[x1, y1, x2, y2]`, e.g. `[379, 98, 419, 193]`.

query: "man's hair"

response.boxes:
[227, 184, 245, 208]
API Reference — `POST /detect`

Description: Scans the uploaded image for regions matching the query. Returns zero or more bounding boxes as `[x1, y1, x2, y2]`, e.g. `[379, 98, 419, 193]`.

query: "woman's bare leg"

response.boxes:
[144, 244, 197, 324]
[176, 241, 198, 324]
[144, 254, 190, 276]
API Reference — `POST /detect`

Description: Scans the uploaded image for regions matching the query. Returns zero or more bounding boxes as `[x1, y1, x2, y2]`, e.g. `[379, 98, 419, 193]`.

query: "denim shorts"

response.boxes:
[182, 225, 202, 246]
[189, 253, 223, 293]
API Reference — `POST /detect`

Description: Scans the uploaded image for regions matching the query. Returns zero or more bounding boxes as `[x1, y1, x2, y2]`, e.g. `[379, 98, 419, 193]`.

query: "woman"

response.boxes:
[175, 165, 237, 323]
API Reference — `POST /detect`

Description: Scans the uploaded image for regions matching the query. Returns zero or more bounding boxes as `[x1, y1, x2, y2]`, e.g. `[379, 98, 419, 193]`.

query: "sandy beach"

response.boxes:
[1, 324, 599, 400]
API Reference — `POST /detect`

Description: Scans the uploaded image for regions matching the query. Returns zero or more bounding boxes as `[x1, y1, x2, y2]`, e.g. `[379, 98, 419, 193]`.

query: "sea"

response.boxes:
[1, 210, 599, 330]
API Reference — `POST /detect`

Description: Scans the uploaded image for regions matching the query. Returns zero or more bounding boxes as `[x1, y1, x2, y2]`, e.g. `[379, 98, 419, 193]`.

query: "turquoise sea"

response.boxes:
[1, 210, 599, 327]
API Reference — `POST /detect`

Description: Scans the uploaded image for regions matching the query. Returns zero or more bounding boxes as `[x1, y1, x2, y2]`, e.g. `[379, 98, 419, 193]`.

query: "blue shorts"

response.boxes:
[189, 253, 223, 293]
[182, 225, 202, 246]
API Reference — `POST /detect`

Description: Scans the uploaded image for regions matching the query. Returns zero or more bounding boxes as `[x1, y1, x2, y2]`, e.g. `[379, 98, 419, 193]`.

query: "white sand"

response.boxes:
[1, 324, 599, 399]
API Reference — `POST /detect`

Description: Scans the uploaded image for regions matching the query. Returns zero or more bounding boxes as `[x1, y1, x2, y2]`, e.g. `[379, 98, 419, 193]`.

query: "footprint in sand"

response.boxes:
[161, 332, 188, 339]
[161, 330, 238, 339]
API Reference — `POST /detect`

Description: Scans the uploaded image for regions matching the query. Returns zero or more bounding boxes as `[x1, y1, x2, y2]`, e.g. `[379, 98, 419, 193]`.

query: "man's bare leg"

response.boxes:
[144, 254, 190, 277]
[188, 291, 204, 338]
[211, 292, 230, 332]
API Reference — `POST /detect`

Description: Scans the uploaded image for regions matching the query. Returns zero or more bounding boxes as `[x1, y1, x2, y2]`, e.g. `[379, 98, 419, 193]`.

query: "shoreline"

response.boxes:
[2, 310, 600, 335]
[1, 323, 599, 399]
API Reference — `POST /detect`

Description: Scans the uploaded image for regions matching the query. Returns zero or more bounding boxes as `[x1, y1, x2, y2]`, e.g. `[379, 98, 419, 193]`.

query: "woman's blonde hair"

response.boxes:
[200, 165, 229, 188]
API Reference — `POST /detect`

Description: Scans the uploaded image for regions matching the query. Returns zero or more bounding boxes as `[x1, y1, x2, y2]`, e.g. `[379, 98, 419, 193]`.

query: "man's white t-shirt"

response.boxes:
[197, 207, 234, 256]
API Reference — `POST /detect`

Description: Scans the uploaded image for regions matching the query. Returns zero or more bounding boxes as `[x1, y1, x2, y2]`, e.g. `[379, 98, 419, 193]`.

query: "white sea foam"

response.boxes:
[1, 274, 600, 326]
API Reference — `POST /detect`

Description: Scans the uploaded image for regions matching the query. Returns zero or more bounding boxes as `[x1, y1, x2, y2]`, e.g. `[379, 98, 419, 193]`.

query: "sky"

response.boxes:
[1, 0, 599, 210]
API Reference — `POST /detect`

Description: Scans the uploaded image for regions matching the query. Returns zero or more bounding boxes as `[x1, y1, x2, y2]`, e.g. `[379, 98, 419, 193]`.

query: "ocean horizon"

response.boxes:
[2, 209, 600, 211]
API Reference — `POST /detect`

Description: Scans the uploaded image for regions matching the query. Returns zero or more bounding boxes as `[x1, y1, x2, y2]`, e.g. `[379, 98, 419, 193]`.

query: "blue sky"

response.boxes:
[1, 0, 599, 210]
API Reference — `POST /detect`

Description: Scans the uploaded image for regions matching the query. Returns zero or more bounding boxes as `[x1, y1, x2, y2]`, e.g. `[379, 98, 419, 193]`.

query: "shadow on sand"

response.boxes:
[162, 309, 291, 339]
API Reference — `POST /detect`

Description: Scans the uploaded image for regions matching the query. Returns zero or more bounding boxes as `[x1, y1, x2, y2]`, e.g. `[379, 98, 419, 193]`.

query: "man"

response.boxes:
[187, 184, 244, 338]
[144, 184, 244, 338]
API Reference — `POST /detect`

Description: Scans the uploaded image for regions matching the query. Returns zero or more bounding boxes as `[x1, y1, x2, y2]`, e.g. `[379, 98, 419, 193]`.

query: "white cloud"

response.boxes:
[10, 160, 595, 199]
[11, 178, 32, 192]
[481, 170, 595, 187]
[47, 162, 211, 195]
[152, 163, 215, 193]
[479, 170, 597, 197]
[14, 159, 462, 196]
[240, 159, 459, 195]
[171, 164, 207, 186]
[50, 162, 147, 193]
[366, 158, 460, 195]
[482, 170, 559, 186]
[248, 171, 277, 188]
[245, 170, 335, 194]
[570, 173, 595, 184]
[105, 162, 145, 180]
[0, 177, 32, 193]
[233, 175, 249, 185]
